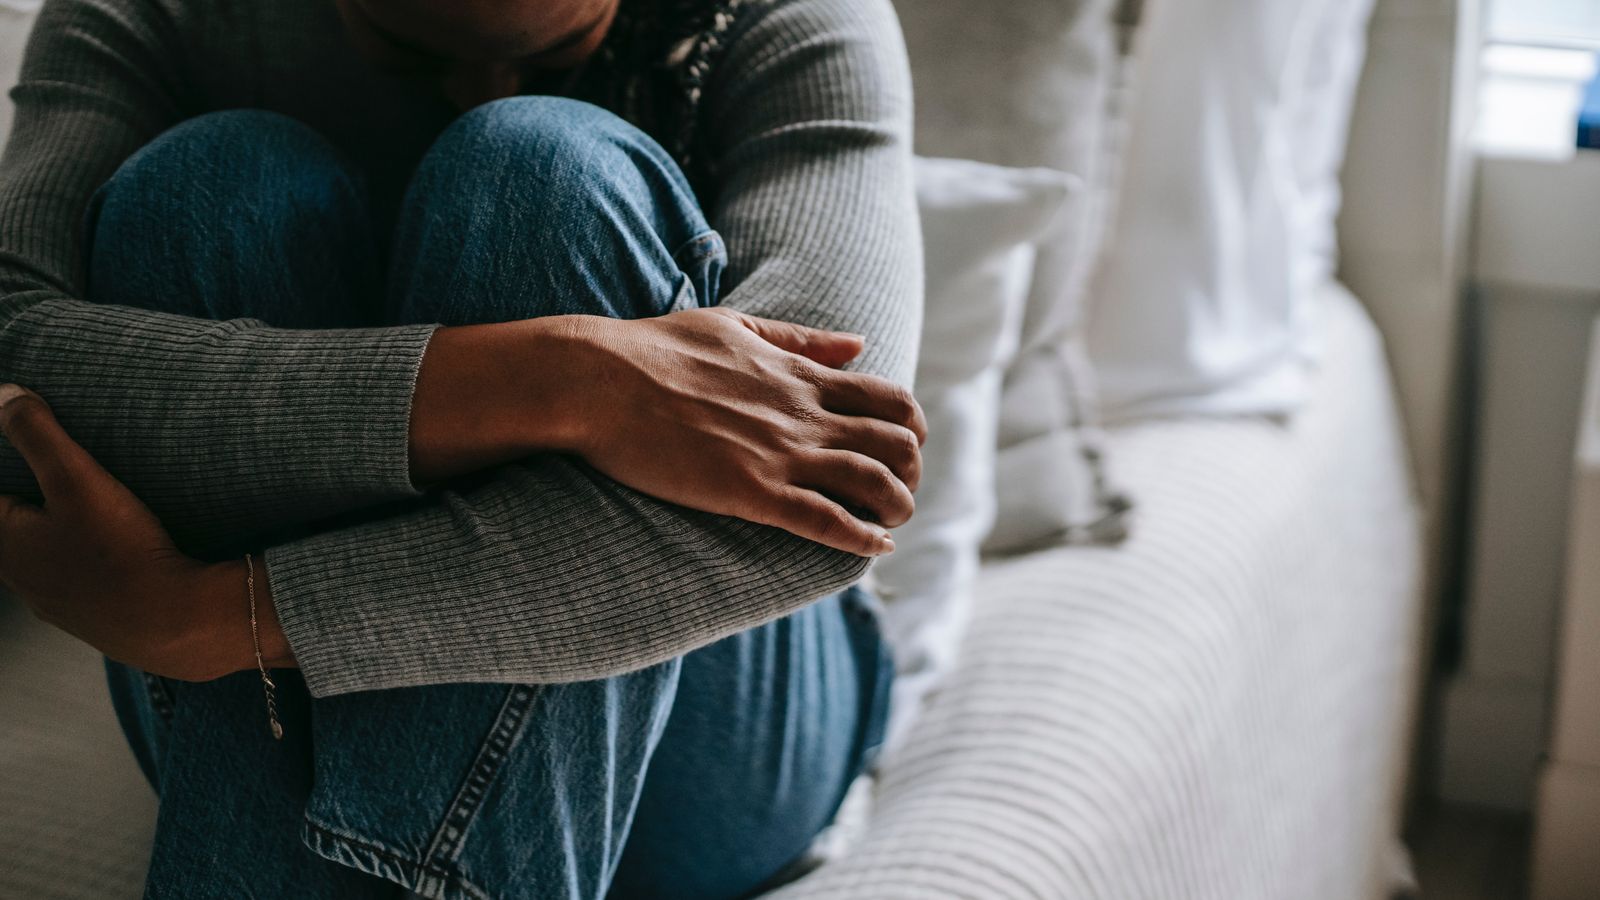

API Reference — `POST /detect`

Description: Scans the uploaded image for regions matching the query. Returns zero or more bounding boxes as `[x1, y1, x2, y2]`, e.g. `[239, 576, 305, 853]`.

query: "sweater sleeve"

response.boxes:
[0, 0, 434, 551]
[263, 0, 922, 696]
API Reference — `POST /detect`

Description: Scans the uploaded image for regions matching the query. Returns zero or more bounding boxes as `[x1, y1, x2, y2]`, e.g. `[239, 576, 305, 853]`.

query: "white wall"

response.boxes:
[0, 2, 41, 144]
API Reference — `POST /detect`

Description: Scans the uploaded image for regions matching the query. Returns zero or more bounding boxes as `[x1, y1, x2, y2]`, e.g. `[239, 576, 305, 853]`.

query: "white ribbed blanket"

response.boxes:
[772, 282, 1423, 899]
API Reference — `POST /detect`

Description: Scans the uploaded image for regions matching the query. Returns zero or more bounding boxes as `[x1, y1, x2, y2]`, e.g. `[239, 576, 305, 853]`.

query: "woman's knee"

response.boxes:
[425, 97, 685, 197]
[88, 110, 376, 324]
[389, 97, 720, 326]
[93, 110, 365, 238]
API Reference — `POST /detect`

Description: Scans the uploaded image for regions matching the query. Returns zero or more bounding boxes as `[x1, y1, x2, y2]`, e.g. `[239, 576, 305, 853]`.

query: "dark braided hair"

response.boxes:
[575, 0, 763, 196]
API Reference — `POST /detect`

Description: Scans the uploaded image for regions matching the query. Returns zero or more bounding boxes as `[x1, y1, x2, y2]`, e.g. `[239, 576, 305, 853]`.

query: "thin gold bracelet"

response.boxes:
[245, 553, 283, 740]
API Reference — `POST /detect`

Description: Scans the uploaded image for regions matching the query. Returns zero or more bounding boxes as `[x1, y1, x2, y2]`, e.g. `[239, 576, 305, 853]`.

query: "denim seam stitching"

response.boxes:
[422, 684, 543, 869]
[302, 817, 491, 900]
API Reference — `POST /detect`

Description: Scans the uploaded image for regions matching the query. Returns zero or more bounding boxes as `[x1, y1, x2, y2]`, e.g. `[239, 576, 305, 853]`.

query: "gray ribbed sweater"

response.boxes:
[0, 0, 922, 696]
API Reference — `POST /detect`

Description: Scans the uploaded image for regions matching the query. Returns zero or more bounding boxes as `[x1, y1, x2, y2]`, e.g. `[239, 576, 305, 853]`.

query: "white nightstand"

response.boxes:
[1441, 151, 1600, 811]
[1532, 316, 1600, 900]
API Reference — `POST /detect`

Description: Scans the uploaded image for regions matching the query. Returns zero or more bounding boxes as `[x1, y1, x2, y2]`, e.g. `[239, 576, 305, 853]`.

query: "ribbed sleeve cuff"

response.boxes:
[265, 541, 385, 698]
[236, 322, 439, 505]
[0, 295, 439, 543]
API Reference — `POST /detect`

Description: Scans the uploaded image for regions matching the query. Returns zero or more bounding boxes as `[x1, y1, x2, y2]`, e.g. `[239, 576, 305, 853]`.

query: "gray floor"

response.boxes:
[1409, 801, 1532, 900]
[0, 597, 153, 899]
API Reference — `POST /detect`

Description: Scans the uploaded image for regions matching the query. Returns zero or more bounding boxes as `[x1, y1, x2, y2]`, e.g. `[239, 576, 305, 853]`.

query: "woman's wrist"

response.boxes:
[408, 317, 595, 484]
[185, 560, 296, 678]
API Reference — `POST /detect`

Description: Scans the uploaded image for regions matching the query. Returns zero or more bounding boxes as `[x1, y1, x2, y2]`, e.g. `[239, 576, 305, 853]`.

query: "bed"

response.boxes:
[774, 283, 1422, 898]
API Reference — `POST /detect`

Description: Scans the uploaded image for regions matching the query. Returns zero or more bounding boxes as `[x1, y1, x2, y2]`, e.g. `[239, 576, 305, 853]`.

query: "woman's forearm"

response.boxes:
[409, 308, 921, 553]
[408, 318, 589, 484]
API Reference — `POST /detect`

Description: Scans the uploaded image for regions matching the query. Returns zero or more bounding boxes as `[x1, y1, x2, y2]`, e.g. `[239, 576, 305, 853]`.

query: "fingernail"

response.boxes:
[0, 384, 25, 410]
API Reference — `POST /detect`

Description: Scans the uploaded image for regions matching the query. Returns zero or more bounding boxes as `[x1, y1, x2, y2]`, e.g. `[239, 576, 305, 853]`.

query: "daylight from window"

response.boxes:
[1491, 0, 1600, 47]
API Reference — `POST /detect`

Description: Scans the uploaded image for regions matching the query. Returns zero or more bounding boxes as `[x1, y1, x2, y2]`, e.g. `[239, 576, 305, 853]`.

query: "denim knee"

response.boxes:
[88, 109, 378, 325]
[423, 97, 700, 231]
[388, 97, 723, 326]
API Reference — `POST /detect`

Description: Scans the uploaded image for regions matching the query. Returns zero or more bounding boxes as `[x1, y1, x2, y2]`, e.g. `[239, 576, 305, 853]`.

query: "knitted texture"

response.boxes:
[0, 0, 921, 696]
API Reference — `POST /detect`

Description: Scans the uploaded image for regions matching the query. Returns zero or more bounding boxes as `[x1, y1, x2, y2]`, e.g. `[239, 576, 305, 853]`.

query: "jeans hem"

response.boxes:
[299, 684, 540, 899]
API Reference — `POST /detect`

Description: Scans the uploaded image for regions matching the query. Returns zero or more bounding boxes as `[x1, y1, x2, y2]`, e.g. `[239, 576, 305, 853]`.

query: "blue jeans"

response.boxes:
[93, 99, 893, 900]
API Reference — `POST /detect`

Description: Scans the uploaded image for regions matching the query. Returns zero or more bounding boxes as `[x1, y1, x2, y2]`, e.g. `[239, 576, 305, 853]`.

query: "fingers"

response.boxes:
[769, 486, 896, 557]
[737, 315, 864, 369]
[0, 492, 44, 577]
[0, 493, 29, 531]
[825, 414, 922, 493]
[0, 384, 103, 501]
[796, 449, 915, 530]
[818, 371, 928, 446]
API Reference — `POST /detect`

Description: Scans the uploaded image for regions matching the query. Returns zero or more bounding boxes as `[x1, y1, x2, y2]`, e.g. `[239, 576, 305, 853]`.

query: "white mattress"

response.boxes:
[771, 282, 1424, 899]
[0, 284, 1421, 899]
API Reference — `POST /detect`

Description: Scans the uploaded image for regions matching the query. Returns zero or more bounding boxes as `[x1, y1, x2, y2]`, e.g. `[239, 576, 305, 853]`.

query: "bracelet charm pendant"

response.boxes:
[245, 553, 284, 741]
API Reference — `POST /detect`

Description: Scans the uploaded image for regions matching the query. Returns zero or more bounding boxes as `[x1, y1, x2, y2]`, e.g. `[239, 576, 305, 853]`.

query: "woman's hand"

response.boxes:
[0, 385, 253, 682]
[413, 309, 927, 556]
[561, 309, 926, 556]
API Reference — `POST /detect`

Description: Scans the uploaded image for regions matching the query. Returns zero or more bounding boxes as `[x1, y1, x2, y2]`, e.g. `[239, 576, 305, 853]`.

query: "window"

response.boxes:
[1476, 2, 1600, 158]
[1490, 0, 1600, 49]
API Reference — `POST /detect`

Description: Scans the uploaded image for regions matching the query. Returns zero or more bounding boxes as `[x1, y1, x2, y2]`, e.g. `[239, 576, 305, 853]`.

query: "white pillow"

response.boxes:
[1290, 0, 1379, 308]
[871, 157, 1074, 753]
[1087, 0, 1375, 421]
[895, 0, 1140, 554]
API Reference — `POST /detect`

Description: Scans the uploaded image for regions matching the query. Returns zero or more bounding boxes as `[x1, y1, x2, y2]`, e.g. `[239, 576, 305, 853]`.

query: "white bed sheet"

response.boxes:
[772, 281, 1423, 899]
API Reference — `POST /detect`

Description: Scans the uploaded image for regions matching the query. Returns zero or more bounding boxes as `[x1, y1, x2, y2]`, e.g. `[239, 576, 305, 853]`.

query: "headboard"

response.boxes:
[1340, 0, 1478, 531]
[1336, 0, 1480, 814]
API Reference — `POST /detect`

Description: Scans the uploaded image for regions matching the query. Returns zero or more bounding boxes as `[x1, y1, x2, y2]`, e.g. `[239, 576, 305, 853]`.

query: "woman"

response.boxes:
[0, 0, 922, 895]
